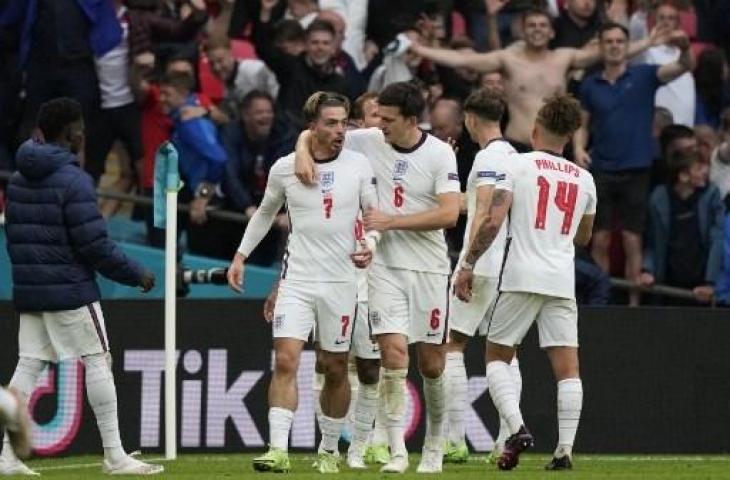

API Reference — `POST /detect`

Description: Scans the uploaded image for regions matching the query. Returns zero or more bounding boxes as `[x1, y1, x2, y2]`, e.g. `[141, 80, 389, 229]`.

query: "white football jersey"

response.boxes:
[243, 149, 377, 282]
[344, 128, 460, 274]
[458, 139, 516, 277]
[495, 150, 597, 299]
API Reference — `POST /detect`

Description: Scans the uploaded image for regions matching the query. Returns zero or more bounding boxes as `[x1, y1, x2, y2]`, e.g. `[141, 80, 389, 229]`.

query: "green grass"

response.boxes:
[20, 453, 730, 479]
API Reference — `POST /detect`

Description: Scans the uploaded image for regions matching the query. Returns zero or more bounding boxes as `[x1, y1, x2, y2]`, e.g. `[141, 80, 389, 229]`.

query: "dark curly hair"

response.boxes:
[536, 94, 582, 138]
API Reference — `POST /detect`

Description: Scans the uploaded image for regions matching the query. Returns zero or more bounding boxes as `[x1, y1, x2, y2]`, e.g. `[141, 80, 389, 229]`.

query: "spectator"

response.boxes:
[1, 0, 120, 151]
[641, 1, 696, 126]
[652, 106, 674, 160]
[159, 72, 229, 258]
[350, 91, 380, 128]
[695, 124, 718, 167]
[436, 37, 481, 101]
[205, 36, 279, 121]
[713, 194, 730, 306]
[551, 0, 605, 49]
[286, 0, 320, 28]
[253, 5, 349, 129]
[272, 18, 306, 56]
[639, 150, 724, 304]
[694, 47, 729, 129]
[317, 9, 367, 99]
[368, 31, 425, 93]
[575, 252, 611, 305]
[222, 90, 295, 265]
[428, 96, 480, 256]
[655, 123, 696, 184]
[710, 109, 730, 198]
[574, 22, 693, 305]
[130, 54, 223, 246]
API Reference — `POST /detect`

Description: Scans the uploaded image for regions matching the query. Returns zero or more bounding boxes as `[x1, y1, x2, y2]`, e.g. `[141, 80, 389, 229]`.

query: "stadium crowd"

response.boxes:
[1, 0, 730, 306]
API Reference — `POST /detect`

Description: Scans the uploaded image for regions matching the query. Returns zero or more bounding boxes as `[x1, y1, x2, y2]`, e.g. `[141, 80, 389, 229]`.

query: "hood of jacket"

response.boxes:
[15, 140, 79, 180]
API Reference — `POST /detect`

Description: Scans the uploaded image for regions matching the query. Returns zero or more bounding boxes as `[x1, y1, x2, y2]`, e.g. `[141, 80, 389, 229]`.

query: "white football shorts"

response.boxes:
[19, 302, 109, 362]
[273, 279, 358, 353]
[486, 292, 578, 348]
[449, 274, 499, 337]
[350, 301, 380, 360]
[368, 263, 449, 345]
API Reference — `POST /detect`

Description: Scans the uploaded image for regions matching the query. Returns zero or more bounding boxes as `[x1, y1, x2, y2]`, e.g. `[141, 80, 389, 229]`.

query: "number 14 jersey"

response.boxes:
[495, 150, 597, 299]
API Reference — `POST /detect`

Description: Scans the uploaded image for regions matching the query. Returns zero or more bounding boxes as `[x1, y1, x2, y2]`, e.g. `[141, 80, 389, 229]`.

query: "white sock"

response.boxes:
[422, 373, 446, 448]
[350, 382, 378, 452]
[83, 353, 126, 464]
[371, 370, 388, 445]
[381, 368, 408, 457]
[0, 388, 18, 429]
[319, 414, 346, 453]
[2, 357, 45, 463]
[345, 364, 359, 436]
[486, 361, 524, 435]
[313, 372, 324, 425]
[555, 378, 582, 458]
[269, 407, 294, 451]
[495, 356, 522, 448]
[444, 351, 467, 445]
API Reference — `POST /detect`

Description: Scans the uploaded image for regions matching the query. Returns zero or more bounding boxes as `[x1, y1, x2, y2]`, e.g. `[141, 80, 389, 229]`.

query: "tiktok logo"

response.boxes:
[29, 360, 85, 455]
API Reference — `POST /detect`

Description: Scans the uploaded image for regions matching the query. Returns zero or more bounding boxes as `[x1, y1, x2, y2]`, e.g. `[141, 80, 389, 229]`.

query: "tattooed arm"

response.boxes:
[454, 188, 513, 302]
[463, 189, 513, 266]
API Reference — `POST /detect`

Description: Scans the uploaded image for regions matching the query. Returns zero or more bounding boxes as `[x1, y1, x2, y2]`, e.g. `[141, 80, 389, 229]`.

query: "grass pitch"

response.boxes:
[24, 453, 730, 479]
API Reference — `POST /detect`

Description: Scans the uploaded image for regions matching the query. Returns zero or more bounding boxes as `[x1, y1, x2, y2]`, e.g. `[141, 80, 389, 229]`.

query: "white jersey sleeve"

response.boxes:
[434, 145, 461, 195]
[458, 139, 516, 277]
[238, 159, 287, 257]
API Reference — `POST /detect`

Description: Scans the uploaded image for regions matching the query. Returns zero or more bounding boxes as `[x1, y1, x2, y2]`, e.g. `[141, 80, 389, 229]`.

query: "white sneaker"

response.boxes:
[102, 456, 164, 475]
[380, 453, 409, 473]
[416, 446, 443, 473]
[0, 457, 39, 476]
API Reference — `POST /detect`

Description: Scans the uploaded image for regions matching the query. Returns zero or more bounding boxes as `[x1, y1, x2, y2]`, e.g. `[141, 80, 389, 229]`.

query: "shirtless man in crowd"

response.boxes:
[410, 7, 668, 151]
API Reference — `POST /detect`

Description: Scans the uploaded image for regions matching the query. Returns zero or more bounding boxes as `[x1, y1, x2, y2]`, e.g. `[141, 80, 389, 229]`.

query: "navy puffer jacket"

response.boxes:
[5, 140, 146, 312]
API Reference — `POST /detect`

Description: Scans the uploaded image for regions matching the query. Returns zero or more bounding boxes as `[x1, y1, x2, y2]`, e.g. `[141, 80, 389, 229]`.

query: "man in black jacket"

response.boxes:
[2, 98, 160, 476]
[254, 4, 349, 129]
[222, 90, 296, 265]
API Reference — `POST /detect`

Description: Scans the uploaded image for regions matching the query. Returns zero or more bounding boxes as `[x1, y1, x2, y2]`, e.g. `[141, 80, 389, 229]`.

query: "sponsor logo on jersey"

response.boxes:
[448, 173, 459, 181]
[334, 338, 349, 346]
[477, 170, 496, 178]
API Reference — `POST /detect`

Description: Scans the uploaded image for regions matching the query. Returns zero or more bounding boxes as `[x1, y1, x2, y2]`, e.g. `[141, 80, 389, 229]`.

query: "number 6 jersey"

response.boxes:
[344, 128, 460, 274]
[495, 150, 597, 299]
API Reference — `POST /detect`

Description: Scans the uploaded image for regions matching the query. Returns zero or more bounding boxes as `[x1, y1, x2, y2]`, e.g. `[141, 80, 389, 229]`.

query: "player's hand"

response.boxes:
[485, 0, 508, 16]
[139, 270, 156, 293]
[636, 272, 655, 288]
[350, 240, 373, 269]
[227, 253, 246, 293]
[454, 268, 474, 302]
[666, 29, 690, 51]
[692, 285, 714, 303]
[573, 148, 592, 169]
[363, 208, 393, 232]
[263, 280, 280, 322]
[190, 197, 209, 225]
[294, 135, 319, 186]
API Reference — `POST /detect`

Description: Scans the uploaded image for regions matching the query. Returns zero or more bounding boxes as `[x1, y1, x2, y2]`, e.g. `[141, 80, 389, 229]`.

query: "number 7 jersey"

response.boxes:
[495, 150, 597, 299]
